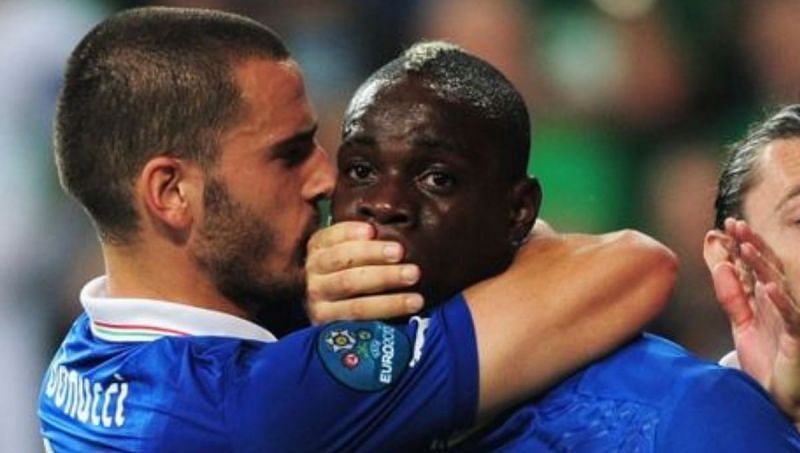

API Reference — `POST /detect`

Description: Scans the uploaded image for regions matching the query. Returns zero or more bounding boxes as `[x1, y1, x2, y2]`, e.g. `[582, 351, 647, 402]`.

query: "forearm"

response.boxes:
[466, 229, 677, 418]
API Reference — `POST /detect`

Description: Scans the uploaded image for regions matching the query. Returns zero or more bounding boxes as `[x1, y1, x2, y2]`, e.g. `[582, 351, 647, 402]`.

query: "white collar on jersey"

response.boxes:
[80, 276, 277, 343]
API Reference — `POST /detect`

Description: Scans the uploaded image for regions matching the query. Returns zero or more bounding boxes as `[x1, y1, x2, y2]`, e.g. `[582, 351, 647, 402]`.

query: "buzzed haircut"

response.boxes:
[714, 104, 800, 228]
[345, 41, 531, 178]
[55, 6, 290, 244]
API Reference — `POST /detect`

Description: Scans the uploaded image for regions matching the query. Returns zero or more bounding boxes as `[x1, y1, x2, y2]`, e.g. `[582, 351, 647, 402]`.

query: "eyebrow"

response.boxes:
[411, 136, 458, 153]
[341, 133, 460, 154]
[274, 123, 318, 149]
[775, 184, 800, 213]
[341, 134, 376, 148]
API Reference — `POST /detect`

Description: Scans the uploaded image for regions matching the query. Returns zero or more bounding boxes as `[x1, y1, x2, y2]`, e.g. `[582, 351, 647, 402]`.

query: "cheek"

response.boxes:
[422, 195, 488, 228]
[782, 258, 800, 303]
[330, 190, 357, 222]
[417, 200, 461, 235]
[418, 208, 440, 230]
[758, 228, 800, 292]
[418, 201, 475, 242]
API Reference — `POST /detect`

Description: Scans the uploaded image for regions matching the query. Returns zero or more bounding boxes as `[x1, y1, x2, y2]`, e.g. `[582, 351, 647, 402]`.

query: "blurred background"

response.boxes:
[3, 0, 799, 449]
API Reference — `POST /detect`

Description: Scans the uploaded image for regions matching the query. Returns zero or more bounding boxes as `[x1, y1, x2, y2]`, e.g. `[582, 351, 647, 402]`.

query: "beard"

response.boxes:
[190, 178, 311, 329]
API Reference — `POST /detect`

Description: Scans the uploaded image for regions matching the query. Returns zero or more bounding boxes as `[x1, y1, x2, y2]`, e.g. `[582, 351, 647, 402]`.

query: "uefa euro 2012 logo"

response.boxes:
[325, 328, 374, 369]
[318, 322, 411, 391]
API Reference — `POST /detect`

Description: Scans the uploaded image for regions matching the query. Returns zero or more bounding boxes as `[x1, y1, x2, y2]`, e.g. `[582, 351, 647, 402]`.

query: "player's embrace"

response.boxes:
[39, 7, 675, 451]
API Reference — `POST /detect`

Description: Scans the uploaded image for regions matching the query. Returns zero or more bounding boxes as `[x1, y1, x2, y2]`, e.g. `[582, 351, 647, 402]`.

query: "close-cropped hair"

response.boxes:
[345, 41, 532, 179]
[714, 104, 800, 229]
[55, 6, 290, 244]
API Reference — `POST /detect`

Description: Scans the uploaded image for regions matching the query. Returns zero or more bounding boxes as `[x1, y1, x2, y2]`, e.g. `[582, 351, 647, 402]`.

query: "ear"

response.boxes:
[509, 176, 542, 245]
[137, 157, 202, 241]
[703, 229, 734, 271]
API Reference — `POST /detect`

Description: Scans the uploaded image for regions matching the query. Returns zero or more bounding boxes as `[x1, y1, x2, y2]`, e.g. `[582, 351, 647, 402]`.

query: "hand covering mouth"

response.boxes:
[370, 224, 417, 263]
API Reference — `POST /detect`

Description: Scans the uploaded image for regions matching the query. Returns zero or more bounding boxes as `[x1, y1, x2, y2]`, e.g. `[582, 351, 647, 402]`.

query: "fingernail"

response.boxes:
[401, 265, 419, 284]
[383, 243, 402, 261]
[405, 294, 424, 312]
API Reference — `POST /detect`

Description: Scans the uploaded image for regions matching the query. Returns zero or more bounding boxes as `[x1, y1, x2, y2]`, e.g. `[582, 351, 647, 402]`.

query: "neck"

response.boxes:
[102, 240, 249, 320]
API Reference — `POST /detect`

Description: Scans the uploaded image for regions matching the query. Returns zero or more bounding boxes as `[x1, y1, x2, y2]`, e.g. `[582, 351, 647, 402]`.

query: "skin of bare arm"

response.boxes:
[466, 229, 676, 419]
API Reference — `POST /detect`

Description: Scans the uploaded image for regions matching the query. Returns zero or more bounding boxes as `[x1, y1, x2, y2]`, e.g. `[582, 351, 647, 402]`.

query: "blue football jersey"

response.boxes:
[39, 277, 478, 452]
[451, 334, 800, 452]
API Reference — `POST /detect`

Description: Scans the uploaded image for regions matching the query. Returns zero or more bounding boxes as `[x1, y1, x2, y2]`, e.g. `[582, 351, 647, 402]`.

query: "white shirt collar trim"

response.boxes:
[719, 350, 740, 369]
[80, 276, 277, 343]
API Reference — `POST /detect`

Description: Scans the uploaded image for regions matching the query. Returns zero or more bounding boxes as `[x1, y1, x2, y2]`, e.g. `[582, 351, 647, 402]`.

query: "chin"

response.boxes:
[417, 281, 457, 308]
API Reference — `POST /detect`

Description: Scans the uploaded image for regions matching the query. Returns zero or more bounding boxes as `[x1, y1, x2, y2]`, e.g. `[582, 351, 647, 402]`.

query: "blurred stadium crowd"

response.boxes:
[3, 0, 800, 449]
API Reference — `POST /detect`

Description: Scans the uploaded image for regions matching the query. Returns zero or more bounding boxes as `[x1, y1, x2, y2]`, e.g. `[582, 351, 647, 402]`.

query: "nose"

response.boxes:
[302, 144, 336, 202]
[356, 180, 415, 228]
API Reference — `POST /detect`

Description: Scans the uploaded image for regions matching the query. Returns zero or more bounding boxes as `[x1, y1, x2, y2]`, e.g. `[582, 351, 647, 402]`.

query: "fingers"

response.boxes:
[740, 242, 783, 287]
[731, 219, 784, 272]
[308, 264, 420, 301]
[307, 221, 374, 252]
[308, 293, 424, 324]
[306, 221, 418, 298]
[763, 282, 800, 337]
[711, 261, 753, 327]
[722, 220, 800, 420]
[723, 218, 789, 295]
[305, 222, 426, 324]
[723, 218, 739, 249]
[723, 217, 796, 319]
[306, 239, 405, 274]
[305, 265, 423, 324]
[739, 238, 795, 324]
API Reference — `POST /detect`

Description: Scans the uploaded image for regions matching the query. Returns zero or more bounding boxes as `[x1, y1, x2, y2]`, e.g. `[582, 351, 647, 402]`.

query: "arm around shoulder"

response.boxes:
[465, 229, 677, 419]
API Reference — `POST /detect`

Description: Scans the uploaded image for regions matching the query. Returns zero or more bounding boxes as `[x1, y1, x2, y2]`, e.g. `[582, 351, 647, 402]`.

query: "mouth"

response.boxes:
[296, 212, 322, 266]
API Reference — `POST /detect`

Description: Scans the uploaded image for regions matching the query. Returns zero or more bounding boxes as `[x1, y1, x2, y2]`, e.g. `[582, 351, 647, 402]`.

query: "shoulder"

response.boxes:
[595, 335, 800, 450]
[468, 334, 799, 452]
[657, 366, 800, 450]
[39, 327, 252, 451]
[572, 334, 734, 404]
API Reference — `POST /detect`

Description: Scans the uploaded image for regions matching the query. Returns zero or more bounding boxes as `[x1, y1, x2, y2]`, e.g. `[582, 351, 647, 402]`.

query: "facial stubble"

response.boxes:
[190, 178, 313, 324]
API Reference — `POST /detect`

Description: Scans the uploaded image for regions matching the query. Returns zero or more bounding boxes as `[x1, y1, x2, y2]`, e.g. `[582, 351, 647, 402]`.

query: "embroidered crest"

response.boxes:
[318, 321, 411, 391]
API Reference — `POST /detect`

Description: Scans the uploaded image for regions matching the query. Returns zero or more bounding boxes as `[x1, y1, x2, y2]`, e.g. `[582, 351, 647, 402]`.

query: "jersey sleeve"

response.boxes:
[226, 294, 479, 452]
[658, 367, 800, 452]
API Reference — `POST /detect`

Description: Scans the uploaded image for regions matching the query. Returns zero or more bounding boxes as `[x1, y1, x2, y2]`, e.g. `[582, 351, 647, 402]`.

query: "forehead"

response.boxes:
[229, 58, 314, 145]
[755, 139, 800, 186]
[349, 79, 452, 127]
[343, 77, 492, 156]
[744, 138, 800, 216]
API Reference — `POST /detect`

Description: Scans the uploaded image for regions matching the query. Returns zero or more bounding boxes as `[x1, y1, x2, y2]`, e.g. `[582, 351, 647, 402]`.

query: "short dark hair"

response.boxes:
[345, 41, 531, 178]
[714, 104, 800, 228]
[55, 6, 290, 244]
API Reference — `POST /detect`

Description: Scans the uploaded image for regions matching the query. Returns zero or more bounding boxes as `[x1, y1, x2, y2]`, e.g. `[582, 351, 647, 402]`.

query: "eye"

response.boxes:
[345, 162, 377, 183]
[278, 144, 314, 168]
[418, 169, 456, 193]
